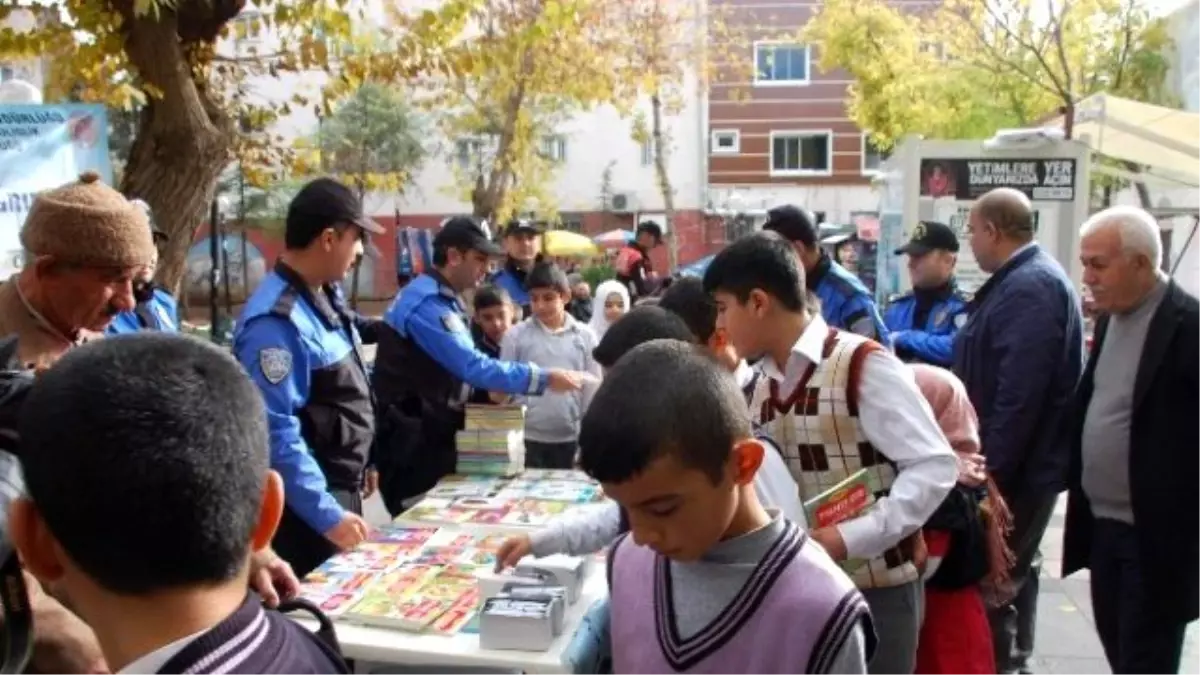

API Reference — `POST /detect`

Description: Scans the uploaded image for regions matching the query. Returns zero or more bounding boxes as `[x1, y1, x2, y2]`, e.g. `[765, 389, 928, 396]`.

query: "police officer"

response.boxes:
[372, 217, 590, 516]
[884, 220, 969, 366]
[489, 219, 544, 317]
[107, 200, 180, 334]
[763, 204, 892, 347]
[233, 177, 382, 577]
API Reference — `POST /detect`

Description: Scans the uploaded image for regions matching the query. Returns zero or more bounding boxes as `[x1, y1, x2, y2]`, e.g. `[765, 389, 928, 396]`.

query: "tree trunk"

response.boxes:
[119, 11, 234, 297]
[649, 92, 678, 271]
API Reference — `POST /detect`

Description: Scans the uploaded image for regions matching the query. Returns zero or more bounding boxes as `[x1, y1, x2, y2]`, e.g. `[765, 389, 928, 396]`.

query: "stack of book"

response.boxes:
[457, 404, 526, 476]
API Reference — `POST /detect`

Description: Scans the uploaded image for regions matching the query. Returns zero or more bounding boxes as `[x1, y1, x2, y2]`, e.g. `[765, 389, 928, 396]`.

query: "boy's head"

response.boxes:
[592, 305, 694, 371]
[11, 333, 283, 610]
[659, 277, 739, 370]
[579, 340, 765, 562]
[473, 284, 513, 343]
[702, 231, 808, 360]
[525, 262, 570, 325]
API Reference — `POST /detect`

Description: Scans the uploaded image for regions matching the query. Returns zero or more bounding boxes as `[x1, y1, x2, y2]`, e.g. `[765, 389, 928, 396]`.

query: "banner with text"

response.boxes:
[0, 104, 113, 279]
[919, 158, 1077, 201]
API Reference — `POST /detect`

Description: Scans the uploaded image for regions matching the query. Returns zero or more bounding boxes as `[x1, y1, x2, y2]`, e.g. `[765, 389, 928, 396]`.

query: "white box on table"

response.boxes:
[516, 554, 590, 604]
[478, 596, 557, 651]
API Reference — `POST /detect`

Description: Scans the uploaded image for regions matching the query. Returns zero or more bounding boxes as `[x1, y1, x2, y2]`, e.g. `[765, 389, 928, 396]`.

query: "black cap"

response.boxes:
[636, 220, 664, 243]
[762, 204, 818, 247]
[434, 216, 504, 256]
[505, 219, 544, 236]
[286, 178, 385, 247]
[894, 221, 959, 255]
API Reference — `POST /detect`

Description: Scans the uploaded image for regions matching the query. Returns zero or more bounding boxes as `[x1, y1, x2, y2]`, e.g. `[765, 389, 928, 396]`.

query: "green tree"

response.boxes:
[0, 0, 474, 294]
[313, 82, 428, 197]
[803, 0, 1176, 204]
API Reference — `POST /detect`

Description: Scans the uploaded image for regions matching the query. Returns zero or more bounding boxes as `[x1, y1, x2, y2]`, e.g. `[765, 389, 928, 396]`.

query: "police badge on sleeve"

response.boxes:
[259, 348, 292, 385]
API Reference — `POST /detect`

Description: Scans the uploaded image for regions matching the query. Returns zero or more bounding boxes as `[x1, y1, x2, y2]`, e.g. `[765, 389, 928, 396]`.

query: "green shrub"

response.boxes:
[580, 264, 615, 289]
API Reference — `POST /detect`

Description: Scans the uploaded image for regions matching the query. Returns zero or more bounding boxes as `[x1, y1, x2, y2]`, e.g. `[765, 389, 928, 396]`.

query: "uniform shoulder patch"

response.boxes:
[954, 313, 969, 328]
[440, 312, 468, 333]
[259, 348, 292, 385]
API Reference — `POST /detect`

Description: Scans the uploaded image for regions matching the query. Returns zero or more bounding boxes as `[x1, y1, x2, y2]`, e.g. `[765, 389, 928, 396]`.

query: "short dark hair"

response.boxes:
[579, 340, 750, 484]
[525, 262, 569, 294]
[474, 284, 511, 312]
[703, 231, 807, 312]
[659, 277, 717, 343]
[592, 306, 696, 368]
[761, 204, 819, 248]
[19, 333, 269, 595]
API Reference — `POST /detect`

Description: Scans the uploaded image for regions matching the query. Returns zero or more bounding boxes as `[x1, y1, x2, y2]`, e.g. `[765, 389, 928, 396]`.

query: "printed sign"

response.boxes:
[0, 104, 113, 279]
[919, 158, 1076, 201]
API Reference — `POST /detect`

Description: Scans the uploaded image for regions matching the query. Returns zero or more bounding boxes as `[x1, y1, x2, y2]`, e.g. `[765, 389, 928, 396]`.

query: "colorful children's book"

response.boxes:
[299, 568, 376, 617]
[431, 589, 481, 635]
[802, 469, 876, 573]
[500, 499, 569, 526]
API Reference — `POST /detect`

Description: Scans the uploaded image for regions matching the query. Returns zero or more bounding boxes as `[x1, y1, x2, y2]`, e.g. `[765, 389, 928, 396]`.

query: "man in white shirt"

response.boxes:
[704, 231, 957, 675]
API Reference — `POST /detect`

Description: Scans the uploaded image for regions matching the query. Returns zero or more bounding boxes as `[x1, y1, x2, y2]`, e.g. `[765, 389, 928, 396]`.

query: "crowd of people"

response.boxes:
[0, 168, 1193, 675]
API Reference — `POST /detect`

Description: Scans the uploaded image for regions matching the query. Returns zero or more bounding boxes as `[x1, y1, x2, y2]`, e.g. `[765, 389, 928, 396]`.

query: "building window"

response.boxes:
[861, 134, 891, 174]
[723, 213, 757, 242]
[769, 130, 832, 176]
[559, 216, 583, 234]
[540, 134, 567, 163]
[0, 66, 12, 82]
[919, 40, 947, 61]
[453, 139, 484, 171]
[640, 139, 654, 167]
[710, 129, 740, 155]
[754, 43, 811, 85]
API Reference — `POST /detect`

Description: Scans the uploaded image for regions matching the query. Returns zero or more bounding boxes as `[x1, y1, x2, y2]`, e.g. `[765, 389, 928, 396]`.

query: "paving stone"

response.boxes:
[1033, 592, 1105, 658]
[1039, 656, 1112, 674]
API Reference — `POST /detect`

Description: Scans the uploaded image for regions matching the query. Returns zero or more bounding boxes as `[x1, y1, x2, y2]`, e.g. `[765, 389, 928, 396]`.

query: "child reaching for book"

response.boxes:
[580, 340, 871, 673]
[495, 305, 802, 567]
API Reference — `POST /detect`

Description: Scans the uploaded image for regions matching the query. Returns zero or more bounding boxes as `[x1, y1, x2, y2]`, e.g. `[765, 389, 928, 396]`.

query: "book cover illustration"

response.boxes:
[802, 469, 876, 573]
[500, 499, 568, 526]
[431, 589, 481, 635]
[367, 525, 439, 549]
[520, 469, 595, 483]
[370, 564, 445, 599]
[299, 568, 375, 617]
[320, 542, 410, 574]
[501, 480, 601, 504]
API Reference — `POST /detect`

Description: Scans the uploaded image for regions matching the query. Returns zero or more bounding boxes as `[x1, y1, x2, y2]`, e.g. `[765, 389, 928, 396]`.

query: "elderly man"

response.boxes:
[0, 173, 299, 673]
[952, 188, 1084, 674]
[1063, 206, 1198, 674]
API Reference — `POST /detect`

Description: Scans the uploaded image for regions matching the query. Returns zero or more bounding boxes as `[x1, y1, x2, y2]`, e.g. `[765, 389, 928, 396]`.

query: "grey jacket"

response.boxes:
[499, 315, 601, 443]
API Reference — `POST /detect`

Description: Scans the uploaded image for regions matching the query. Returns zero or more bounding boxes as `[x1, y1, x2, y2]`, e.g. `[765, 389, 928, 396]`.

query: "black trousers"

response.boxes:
[524, 440, 578, 470]
[273, 489, 362, 579]
[989, 489, 1057, 673]
[1091, 518, 1189, 674]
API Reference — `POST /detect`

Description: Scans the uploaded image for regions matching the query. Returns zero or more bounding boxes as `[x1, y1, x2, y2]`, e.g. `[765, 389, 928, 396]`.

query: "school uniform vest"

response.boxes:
[751, 328, 921, 590]
[607, 521, 869, 674]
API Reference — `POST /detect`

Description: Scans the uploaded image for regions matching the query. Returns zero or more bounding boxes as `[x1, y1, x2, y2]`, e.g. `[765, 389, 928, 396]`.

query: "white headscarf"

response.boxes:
[588, 280, 631, 340]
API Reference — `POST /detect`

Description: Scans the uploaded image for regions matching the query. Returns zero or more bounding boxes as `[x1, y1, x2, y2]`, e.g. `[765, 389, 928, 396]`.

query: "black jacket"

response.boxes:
[1062, 280, 1199, 623]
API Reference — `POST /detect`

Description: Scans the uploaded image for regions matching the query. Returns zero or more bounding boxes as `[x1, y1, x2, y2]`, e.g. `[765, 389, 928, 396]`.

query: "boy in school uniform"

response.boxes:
[580, 340, 871, 674]
[703, 232, 958, 674]
[498, 262, 602, 469]
[9, 333, 347, 675]
[495, 305, 802, 565]
[469, 285, 514, 404]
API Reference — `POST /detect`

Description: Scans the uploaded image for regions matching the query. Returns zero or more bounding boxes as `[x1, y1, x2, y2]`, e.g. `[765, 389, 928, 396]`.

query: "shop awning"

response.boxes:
[1048, 93, 1200, 187]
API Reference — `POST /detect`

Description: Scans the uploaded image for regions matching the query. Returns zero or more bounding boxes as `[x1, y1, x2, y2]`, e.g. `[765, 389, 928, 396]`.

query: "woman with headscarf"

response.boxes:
[910, 364, 1014, 675]
[588, 280, 630, 341]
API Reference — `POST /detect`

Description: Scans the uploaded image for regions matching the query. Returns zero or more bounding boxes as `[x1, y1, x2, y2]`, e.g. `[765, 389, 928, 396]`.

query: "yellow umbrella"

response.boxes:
[542, 229, 601, 258]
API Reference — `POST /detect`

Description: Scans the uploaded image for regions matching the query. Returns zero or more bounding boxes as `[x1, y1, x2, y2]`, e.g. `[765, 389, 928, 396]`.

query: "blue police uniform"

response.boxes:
[107, 286, 179, 335]
[489, 256, 543, 317]
[884, 283, 970, 366]
[372, 271, 548, 514]
[233, 261, 376, 576]
[808, 253, 892, 349]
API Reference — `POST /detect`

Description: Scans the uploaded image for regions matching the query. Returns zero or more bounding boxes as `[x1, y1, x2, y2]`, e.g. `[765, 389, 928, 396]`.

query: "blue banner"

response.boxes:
[0, 104, 113, 278]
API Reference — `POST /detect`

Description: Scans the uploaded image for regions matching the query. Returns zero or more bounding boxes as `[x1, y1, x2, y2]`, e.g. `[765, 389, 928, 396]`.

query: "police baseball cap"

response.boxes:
[505, 219, 544, 236]
[894, 220, 959, 255]
[435, 216, 505, 256]
[762, 205, 819, 246]
[286, 178, 385, 247]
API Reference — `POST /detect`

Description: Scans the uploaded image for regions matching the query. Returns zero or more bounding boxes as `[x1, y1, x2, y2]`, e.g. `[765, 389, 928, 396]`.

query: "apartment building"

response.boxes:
[704, 0, 888, 230]
[0, 9, 46, 99]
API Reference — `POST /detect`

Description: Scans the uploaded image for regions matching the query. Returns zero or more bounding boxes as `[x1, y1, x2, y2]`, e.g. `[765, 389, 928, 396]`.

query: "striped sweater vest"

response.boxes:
[751, 327, 920, 590]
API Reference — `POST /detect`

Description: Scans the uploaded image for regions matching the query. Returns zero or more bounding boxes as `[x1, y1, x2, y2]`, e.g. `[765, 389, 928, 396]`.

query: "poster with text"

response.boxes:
[0, 104, 113, 279]
[919, 158, 1076, 201]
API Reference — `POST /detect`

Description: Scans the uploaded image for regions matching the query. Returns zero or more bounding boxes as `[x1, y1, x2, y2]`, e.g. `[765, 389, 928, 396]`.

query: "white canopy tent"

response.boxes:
[1047, 93, 1200, 188]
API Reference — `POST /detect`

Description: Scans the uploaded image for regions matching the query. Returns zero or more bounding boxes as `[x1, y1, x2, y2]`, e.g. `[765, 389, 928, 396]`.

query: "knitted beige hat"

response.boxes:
[20, 171, 156, 269]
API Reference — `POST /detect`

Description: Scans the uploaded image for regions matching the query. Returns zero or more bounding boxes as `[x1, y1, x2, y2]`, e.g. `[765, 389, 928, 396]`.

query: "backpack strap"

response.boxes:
[276, 598, 343, 658]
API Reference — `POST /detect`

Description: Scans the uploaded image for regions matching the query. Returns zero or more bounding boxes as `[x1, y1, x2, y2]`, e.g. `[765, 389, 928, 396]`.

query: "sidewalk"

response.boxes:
[1031, 494, 1198, 674]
